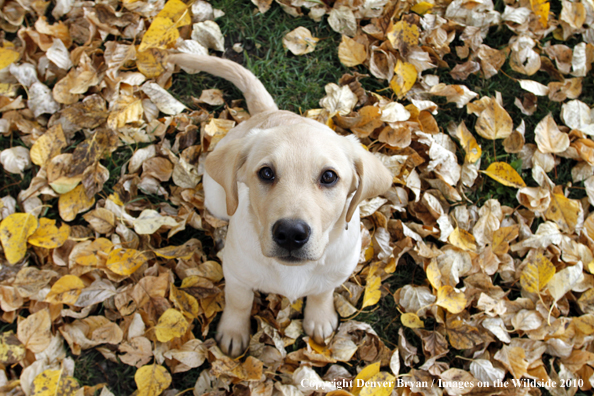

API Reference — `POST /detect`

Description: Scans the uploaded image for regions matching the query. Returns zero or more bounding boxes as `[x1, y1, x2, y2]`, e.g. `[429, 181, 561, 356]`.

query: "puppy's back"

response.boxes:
[168, 53, 278, 115]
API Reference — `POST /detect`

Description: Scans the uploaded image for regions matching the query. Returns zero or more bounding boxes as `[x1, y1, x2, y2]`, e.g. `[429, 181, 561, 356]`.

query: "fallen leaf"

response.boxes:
[360, 372, 395, 396]
[0, 331, 26, 364]
[0, 146, 31, 176]
[283, 26, 319, 56]
[138, 0, 191, 52]
[0, 46, 20, 70]
[338, 36, 366, 67]
[401, 313, 424, 329]
[0, 213, 38, 264]
[390, 60, 417, 99]
[352, 362, 380, 396]
[17, 309, 51, 353]
[141, 82, 186, 115]
[106, 248, 146, 276]
[45, 275, 85, 305]
[544, 186, 582, 233]
[482, 162, 526, 188]
[449, 227, 477, 252]
[31, 369, 79, 396]
[386, 19, 419, 57]
[520, 253, 556, 293]
[474, 98, 513, 140]
[58, 184, 96, 222]
[30, 124, 67, 167]
[154, 309, 189, 342]
[436, 285, 467, 314]
[546, 261, 583, 303]
[535, 114, 570, 154]
[28, 218, 70, 249]
[531, 0, 550, 27]
[361, 273, 381, 309]
[191, 20, 225, 52]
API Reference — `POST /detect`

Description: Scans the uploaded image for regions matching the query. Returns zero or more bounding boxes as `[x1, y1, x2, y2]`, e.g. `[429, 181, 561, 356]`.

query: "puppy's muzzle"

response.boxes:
[272, 219, 310, 251]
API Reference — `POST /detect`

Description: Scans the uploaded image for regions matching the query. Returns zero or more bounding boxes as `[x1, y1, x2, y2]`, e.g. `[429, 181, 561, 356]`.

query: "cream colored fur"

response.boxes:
[169, 53, 393, 357]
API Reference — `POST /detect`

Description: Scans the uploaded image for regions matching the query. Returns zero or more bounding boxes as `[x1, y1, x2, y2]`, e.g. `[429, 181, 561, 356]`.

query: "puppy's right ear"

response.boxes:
[205, 139, 248, 216]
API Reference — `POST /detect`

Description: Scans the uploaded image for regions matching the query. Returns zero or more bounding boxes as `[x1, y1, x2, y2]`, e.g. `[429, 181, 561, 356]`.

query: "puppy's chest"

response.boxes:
[253, 263, 347, 302]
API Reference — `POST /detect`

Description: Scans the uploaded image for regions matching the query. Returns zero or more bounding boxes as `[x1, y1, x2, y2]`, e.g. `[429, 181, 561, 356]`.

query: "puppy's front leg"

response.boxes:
[303, 289, 338, 344]
[216, 280, 253, 357]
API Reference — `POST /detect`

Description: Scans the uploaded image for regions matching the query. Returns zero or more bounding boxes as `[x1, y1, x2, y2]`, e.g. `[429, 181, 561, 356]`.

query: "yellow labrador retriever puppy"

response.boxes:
[169, 53, 392, 357]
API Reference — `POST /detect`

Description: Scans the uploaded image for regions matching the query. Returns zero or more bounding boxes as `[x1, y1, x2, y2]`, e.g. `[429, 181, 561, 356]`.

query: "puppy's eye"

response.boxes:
[320, 170, 338, 186]
[258, 167, 275, 182]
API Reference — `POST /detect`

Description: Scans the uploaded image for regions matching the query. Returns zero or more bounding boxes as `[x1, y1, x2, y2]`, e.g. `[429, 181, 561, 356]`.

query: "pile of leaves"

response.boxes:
[1, 0, 594, 395]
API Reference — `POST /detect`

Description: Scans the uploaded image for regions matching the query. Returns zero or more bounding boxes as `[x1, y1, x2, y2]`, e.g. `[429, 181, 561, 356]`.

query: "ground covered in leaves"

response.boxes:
[2, 0, 594, 395]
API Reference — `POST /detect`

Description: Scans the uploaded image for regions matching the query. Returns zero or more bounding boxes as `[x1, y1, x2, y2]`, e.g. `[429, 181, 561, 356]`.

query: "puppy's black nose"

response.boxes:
[272, 219, 310, 251]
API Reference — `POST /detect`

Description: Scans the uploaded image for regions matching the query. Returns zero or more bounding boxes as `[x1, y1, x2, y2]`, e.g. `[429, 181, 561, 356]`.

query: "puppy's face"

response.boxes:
[242, 125, 355, 264]
[206, 123, 392, 266]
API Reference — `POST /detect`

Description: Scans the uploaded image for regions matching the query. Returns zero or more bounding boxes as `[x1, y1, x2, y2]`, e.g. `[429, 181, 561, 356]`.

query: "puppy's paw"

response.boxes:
[303, 302, 338, 344]
[216, 312, 250, 357]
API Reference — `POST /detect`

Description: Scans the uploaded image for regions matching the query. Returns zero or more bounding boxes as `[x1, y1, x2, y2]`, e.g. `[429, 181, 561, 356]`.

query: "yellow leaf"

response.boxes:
[32, 369, 79, 396]
[436, 285, 467, 314]
[520, 252, 555, 293]
[448, 227, 477, 252]
[74, 238, 113, 266]
[135, 364, 172, 396]
[45, 275, 85, 305]
[0, 46, 19, 70]
[574, 314, 594, 335]
[0, 331, 26, 364]
[386, 20, 419, 55]
[136, 48, 167, 78]
[154, 308, 189, 342]
[138, 0, 191, 52]
[544, 186, 582, 233]
[291, 299, 303, 313]
[17, 309, 52, 353]
[338, 35, 366, 67]
[0, 213, 38, 265]
[170, 285, 200, 319]
[108, 193, 124, 206]
[401, 312, 424, 328]
[352, 362, 381, 396]
[360, 372, 395, 396]
[426, 260, 442, 290]
[390, 60, 417, 99]
[362, 274, 381, 309]
[475, 98, 513, 140]
[452, 121, 482, 163]
[28, 218, 70, 249]
[106, 248, 146, 276]
[58, 184, 95, 222]
[482, 162, 526, 188]
[307, 338, 333, 357]
[363, 245, 374, 262]
[492, 225, 519, 256]
[530, 0, 550, 28]
[411, 2, 434, 15]
[30, 124, 67, 167]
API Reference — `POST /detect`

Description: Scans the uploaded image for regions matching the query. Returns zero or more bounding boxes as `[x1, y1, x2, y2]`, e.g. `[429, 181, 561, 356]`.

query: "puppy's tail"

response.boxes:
[168, 53, 278, 115]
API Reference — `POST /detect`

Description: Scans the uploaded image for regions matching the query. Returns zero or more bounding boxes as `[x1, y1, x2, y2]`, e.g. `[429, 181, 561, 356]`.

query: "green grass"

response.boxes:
[170, 0, 348, 112]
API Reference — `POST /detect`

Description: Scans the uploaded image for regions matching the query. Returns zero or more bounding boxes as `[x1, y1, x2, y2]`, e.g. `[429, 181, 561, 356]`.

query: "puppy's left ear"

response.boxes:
[346, 147, 393, 222]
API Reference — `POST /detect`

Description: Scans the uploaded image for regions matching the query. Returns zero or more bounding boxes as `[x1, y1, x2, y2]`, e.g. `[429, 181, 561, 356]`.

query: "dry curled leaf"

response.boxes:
[283, 27, 319, 56]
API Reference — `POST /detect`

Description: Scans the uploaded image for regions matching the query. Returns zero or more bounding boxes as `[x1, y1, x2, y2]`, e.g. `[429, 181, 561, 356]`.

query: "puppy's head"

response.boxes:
[205, 123, 392, 265]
